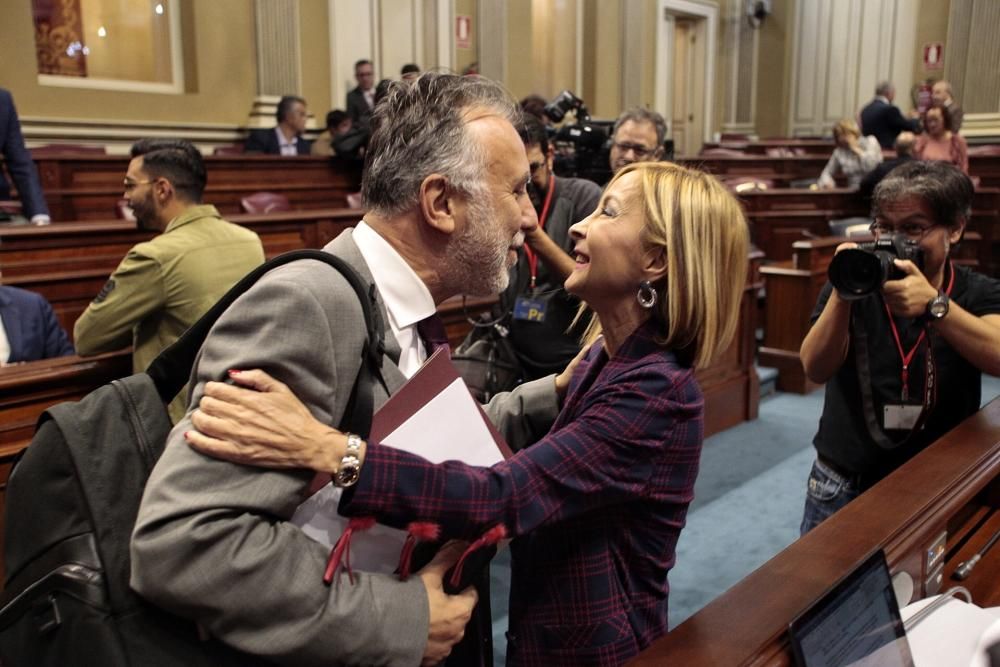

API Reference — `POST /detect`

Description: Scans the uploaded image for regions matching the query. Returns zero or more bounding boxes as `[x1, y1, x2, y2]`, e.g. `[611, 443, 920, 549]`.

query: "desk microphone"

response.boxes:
[953, 524, 1000, 581]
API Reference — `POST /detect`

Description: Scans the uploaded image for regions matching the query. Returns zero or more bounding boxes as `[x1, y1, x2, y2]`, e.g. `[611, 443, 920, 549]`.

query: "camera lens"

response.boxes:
[829, 248, 884, 299]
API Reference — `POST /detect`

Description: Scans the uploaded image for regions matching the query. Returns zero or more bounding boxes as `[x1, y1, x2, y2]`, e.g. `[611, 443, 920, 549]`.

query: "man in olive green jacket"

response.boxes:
[75, 139, 264, 422]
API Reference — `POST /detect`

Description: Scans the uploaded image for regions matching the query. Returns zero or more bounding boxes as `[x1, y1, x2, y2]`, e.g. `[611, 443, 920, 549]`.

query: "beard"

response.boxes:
[129, 195, 157, 231]
[445, 193, 518, 297]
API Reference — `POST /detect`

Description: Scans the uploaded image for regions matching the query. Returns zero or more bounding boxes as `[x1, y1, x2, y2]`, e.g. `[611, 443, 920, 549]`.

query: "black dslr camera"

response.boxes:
[543, 90, 612, 185]
[828, 234, 924, 300]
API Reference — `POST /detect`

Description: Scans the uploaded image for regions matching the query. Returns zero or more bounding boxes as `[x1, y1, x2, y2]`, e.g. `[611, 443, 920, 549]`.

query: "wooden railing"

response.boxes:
[630, 396, 1000, 666]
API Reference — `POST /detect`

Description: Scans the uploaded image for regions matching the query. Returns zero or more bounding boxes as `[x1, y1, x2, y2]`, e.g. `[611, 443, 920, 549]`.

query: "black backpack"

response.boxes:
[0, 250, 386, 666]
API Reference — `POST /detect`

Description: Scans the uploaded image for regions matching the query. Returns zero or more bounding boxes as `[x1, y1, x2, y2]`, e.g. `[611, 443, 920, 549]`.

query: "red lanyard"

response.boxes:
[883, 260, 955, 401]
[523, 175, 556, 290]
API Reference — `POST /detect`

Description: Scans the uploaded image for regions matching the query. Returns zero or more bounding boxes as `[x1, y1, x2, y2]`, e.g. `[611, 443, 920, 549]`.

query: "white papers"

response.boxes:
[900, 595, 1000, 667]
[291, 351, 507, 574]
[380, 378, 504, 466]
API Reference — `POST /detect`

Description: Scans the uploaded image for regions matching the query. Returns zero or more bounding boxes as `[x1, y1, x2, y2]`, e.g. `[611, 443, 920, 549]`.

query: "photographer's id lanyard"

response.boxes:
[514, 175, 556, 324]
[881, 260, 955, 431]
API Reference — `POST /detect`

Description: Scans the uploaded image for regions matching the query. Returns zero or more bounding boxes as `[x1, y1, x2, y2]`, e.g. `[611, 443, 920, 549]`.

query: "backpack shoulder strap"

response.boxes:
[146, 249, 388, 436]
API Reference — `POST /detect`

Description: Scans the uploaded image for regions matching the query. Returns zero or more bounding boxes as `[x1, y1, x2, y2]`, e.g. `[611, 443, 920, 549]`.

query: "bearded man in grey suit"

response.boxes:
[131, 73, 551, 665]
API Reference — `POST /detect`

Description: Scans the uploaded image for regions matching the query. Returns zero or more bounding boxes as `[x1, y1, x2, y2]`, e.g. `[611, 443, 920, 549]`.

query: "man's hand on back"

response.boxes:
[418, 541, 478, 666]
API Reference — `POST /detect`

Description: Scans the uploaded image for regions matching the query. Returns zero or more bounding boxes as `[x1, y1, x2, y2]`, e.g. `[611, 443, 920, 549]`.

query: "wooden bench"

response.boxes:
[31, 154, 362, 221]
[0, 208, 362, 335]
[629, 396, 1000, 666]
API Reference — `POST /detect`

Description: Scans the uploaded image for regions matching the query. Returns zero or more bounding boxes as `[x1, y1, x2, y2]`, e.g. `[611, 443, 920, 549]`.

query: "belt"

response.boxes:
[816, 455, 871, 490]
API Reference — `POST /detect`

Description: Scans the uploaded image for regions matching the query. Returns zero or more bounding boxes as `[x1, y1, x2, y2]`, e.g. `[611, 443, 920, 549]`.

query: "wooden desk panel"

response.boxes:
[0, 209, 360, 335]
[33, 154, 362, 221]
[629, 397, 1000, 666]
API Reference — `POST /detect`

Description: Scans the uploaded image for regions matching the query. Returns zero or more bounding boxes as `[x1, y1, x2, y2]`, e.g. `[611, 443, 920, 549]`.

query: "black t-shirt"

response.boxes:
[811, 263, 1000, 482]
[504, 176, 601, 380]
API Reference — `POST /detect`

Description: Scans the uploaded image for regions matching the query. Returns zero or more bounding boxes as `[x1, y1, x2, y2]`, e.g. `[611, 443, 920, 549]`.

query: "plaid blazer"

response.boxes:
[343, 320, 704, 666]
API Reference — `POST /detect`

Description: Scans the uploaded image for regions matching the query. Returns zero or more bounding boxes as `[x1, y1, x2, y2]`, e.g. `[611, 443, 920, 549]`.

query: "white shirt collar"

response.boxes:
[0, 313, 10, 365]
[274, 127, 298, 155]
[875, 95, 891, 104]
[352, 221, 436, 332]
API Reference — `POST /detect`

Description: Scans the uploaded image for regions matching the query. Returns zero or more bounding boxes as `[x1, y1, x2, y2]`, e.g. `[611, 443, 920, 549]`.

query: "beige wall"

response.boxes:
[1, 0, 256, 125]
[755, 0, 793, 137]
[3, 0, 995, 143]
[300, 0, 332, 114]
[454, 0, 478, 74]
[913, 0, 951, 85]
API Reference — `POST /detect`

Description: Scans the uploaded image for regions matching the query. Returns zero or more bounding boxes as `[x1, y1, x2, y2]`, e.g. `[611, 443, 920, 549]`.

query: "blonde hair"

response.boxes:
[832, 119, 861, 142]
[581, 162, 749, 369]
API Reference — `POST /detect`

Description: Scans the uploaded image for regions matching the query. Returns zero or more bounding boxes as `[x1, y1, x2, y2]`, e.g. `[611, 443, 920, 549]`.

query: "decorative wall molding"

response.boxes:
[253, 0, 302, 98]
[787, 0, 917, 137]
[655, 0, 718, 145]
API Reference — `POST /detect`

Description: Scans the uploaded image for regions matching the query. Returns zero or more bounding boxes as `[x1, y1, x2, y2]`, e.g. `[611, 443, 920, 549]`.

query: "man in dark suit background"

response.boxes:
[244, 96, 312, 155]
[0, 283, 74, 364]
[346, 59, 376, 125]
[0, 88, 50, 224]
[859, 81, 921, 149]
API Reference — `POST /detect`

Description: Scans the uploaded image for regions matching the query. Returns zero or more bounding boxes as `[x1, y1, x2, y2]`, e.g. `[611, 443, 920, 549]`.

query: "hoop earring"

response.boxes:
[637, 281, 657, 309]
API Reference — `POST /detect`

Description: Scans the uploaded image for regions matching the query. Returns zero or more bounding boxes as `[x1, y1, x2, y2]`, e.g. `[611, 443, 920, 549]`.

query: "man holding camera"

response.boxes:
[799, 161, 1000, 534]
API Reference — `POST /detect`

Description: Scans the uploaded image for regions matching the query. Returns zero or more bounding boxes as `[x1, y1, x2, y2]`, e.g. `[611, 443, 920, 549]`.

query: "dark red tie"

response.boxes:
[416, 314, 451, 357]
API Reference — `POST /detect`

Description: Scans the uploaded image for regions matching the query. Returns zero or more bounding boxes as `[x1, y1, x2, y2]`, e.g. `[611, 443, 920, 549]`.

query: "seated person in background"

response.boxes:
[244, 95, 312, 155]
[817, 119, 882, 189]
[74, 139, 264, 422]
[0, 88, 50, 224]
[180, 161, 750, 666]
[504, 114, 601, 380]
[858, 131, 915, 205]
[800, 161, 1000, 535]
[914, 105, 968, 175]
[310, 109, 351, 157]
[0, 282, 74, 365]
[400, 63, 421, 82]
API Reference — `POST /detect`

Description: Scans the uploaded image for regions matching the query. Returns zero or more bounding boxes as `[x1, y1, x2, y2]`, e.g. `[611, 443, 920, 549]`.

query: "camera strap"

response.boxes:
[523, 174, 557, 291]
[853, 261, 954, 449]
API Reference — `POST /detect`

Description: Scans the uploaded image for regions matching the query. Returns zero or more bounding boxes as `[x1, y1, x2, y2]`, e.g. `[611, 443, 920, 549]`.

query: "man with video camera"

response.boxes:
[799, 161, 1000, 534]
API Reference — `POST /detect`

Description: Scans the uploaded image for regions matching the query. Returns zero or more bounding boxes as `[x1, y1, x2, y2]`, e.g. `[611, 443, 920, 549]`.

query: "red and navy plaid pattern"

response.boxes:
[343, 320, 704, 666]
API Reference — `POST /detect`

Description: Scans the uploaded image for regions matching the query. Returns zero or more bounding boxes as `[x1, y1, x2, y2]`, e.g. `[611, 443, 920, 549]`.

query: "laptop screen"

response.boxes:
[788, 550, 914, 667]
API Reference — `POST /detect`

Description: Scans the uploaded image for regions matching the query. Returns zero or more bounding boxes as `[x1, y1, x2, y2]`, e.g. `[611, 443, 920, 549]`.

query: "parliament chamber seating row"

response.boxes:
[31, 154, 362, 220]
[629, 396, 1000, 666]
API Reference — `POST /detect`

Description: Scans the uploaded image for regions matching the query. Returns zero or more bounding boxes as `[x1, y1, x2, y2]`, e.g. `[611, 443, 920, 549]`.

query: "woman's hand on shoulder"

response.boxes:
[187, 368, 345, 473]
[555, 343, 592, 401]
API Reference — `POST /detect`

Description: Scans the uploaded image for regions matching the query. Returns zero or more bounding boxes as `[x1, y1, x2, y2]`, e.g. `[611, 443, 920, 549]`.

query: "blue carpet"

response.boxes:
[490, 374, 1000, 663]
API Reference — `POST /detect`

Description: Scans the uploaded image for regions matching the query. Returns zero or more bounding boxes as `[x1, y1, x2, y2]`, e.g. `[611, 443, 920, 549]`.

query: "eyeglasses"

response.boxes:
[868, 221, 936, 241]
[612, 142, 655, 159]
[123, 179, 155, 192]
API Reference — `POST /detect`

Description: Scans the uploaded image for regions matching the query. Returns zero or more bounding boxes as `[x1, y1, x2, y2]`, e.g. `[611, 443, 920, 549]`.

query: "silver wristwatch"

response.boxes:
[333, 433, 363, 488]
[925, 292, 950, 322]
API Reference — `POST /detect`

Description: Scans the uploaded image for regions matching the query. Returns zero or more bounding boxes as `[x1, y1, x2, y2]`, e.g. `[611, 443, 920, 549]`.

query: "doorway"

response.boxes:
[656, 0, 717, 158]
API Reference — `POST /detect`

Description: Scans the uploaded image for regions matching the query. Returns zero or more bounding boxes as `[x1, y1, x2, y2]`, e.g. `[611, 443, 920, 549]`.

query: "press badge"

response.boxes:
[513, 296, 547, 322]
[883, 404, 923, 430]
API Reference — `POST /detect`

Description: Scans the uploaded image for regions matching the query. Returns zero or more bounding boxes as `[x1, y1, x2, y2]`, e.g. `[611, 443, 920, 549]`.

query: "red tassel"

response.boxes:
[323, 516, 376, 585]
[397, 522, 441, 580]
[448, 524, 507, 590]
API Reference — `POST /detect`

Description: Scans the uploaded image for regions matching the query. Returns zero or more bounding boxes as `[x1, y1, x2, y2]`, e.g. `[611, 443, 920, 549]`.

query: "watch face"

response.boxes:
[335, 464, 360, 487]
[928, 294, 949, 319]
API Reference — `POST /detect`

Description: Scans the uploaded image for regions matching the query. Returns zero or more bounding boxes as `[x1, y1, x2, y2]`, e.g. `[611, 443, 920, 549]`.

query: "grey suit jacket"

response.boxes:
[131, 229, 559, 666]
